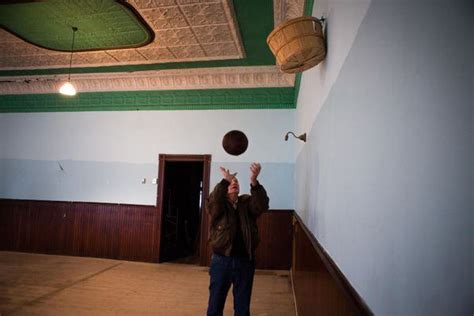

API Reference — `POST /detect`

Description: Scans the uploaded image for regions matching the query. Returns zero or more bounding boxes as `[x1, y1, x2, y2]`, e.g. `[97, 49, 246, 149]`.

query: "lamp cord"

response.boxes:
[67, 27, 78, 82]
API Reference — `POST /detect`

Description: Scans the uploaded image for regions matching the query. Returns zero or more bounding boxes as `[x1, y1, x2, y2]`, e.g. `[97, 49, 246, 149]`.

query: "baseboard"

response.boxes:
[290, 268, 299, 316]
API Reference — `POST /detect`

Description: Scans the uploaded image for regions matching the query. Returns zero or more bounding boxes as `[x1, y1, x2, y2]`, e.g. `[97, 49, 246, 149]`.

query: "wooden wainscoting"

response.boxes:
[292, 213, 373, 316]
[0, 199, 293, 269]
[255, 210, 293, 270]
[0, 199, 157, 262]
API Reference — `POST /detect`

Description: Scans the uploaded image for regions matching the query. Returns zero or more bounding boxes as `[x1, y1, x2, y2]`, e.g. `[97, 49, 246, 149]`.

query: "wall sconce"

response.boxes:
[284, 131, 306, 142]
[59, 26, 78, 96]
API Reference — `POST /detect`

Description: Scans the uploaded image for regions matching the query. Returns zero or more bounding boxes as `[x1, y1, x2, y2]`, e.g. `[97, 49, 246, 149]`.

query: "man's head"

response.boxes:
[227, 177, 240, 201]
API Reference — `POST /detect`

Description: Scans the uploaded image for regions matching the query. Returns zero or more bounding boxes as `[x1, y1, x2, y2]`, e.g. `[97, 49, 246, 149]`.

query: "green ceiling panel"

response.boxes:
[0, 0, 153, 52]
[0, 88, 296, 112]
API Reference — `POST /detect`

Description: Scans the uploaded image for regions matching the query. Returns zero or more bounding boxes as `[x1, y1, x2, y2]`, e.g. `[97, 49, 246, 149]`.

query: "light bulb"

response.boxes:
[59, 82, 76, 96]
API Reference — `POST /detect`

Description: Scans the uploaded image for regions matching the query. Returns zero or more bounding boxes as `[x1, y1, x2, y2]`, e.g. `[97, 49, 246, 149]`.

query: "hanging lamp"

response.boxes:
[59, 26, 78, 96]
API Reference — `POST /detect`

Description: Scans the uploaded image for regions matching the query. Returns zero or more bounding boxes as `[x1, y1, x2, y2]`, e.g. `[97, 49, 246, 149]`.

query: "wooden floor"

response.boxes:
[0, 251, 295, 315]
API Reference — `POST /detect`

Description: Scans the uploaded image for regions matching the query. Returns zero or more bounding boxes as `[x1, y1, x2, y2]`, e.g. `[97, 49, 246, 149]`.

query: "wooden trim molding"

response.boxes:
[292, 212, 373, 316]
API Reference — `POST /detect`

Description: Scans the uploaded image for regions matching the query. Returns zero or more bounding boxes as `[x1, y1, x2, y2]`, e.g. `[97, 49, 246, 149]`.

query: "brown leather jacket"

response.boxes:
[207, 179, 269, 260]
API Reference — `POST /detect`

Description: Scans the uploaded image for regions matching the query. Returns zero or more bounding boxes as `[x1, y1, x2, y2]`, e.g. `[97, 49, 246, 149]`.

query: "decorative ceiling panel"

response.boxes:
[0, 0, 245, 70]
[273, 0, 305, 26]
[0, 0, 280, 75]
[0, 0, 307, 106]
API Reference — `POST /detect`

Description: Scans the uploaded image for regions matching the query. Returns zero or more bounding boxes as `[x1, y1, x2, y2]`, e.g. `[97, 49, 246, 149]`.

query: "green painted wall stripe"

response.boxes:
[0, 88, 295, 112]
[0, 0, 276, 77]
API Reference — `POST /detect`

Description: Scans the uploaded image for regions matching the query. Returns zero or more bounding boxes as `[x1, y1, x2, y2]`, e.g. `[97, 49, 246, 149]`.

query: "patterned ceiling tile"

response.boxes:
[0, 41, 44, 57]
[168, 45, 205, 59]
[0, 54, 68, 68]
[0, 0, 247, 69]
[201, 42, 237, 57]
[127, 0, 176, 9]
[193, 25, 233, 43]
[154, 27, 198, 46]
[136, 47, 175, 60]
[73, 52, 117, 65]
[0, 0, 306, 95]
[0, 29, 22, 43]
[141, 7, 188, 29]
[0, 0, 308, 72]
[41, 54, 71, 67]
[284, 0, 305, 20]
[274, 0, 305, 26]
[176, 0, 220, 4]
[180, 2, 228, 26]
[0, 57, 31, 68]
[106, 49, 147, 62]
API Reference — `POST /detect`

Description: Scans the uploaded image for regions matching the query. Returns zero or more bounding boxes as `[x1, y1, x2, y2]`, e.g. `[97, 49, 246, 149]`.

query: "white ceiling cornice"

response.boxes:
[0, 66, 295, 95]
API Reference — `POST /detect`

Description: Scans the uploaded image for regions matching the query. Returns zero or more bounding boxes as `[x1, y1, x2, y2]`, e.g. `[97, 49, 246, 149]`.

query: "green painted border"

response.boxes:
[0, 0, 276, 77]
[294, 0, 315, 106]
[0, 88, 295, 112]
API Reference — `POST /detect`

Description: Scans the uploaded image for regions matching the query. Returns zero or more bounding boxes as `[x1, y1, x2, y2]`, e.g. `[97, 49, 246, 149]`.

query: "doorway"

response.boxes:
[156, 155, 211, 265]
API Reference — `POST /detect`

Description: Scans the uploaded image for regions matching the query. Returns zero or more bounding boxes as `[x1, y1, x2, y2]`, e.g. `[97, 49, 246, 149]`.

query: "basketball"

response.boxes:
[222, 130, 248, 156]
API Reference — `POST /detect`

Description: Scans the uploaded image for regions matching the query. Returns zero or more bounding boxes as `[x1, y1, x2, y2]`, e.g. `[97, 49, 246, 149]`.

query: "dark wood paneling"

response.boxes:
[0, 199, 293, 269]
[292, 213, 373, 316]
[0, 199, 156, 262]
[255, 210, 293, 269]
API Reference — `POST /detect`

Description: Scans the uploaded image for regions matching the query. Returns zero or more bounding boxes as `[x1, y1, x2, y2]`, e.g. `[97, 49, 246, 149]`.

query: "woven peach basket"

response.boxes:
[267, 16, 326, 73]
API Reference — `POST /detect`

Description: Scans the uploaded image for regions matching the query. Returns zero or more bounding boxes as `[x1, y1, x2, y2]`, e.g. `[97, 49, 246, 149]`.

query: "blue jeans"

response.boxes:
[207, 253, 256, 316]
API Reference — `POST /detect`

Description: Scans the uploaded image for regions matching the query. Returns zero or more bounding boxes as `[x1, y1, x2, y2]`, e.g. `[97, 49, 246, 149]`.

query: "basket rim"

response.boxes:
[266, 16, 321, 44]
[273, 34, 325, 57]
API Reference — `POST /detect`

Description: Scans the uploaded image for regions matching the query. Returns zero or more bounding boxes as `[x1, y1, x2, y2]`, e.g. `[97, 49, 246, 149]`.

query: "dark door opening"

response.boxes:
[160, 161, 204, 264]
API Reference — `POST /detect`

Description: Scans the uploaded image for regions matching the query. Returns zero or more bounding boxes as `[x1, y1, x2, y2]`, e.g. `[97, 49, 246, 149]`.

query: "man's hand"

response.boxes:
[250, 163, 261, 186]
[219, 167, 237, 182]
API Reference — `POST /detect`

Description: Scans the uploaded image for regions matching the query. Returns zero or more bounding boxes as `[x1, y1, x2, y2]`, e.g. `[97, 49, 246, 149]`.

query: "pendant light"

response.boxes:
[59, 26, 78, 96]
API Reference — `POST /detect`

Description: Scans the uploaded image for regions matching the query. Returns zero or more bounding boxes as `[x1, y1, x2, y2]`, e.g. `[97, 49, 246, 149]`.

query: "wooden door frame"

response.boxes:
[153, 154, 211, 265]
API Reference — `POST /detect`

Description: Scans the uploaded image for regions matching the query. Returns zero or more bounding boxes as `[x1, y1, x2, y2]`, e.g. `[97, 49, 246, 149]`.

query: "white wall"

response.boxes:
[295, 0, 473, 314]
[0, 109, 295, 208]
[295, 0, 372, 155]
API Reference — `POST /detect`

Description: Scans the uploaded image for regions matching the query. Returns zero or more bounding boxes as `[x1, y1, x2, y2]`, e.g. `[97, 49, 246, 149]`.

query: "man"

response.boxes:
[206, 163, 269, 316]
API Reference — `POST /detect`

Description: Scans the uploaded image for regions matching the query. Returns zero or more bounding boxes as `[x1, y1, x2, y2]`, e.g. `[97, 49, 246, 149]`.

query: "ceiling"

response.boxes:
[0, 0, 310, 112]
